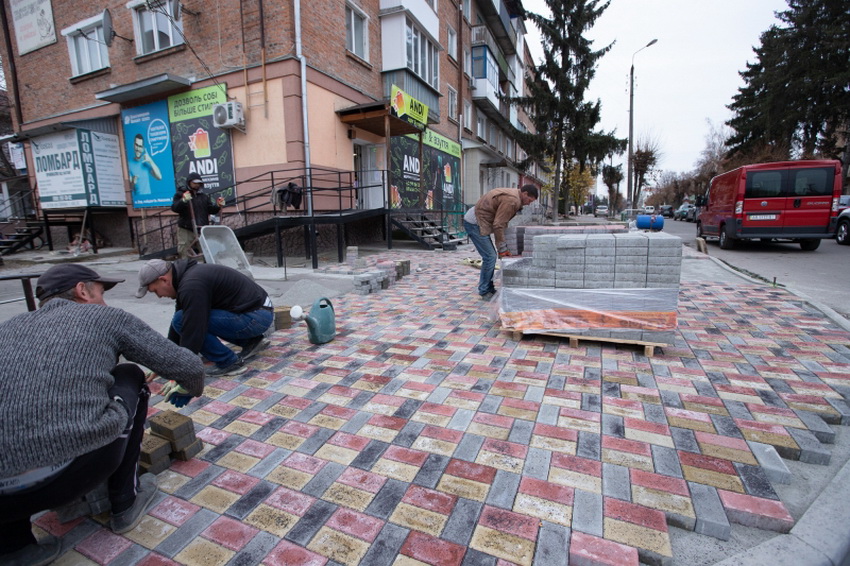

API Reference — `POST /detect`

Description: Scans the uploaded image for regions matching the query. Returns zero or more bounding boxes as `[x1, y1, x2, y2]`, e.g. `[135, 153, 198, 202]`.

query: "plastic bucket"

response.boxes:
[635, 214, 664, 231]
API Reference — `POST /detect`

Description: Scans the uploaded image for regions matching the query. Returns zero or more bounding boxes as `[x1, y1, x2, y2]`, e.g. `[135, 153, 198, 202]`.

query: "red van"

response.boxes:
[696, 160, 843, 251]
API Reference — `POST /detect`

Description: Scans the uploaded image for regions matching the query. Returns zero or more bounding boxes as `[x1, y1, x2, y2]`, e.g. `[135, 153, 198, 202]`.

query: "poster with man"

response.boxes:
[122, 101, 176, 208]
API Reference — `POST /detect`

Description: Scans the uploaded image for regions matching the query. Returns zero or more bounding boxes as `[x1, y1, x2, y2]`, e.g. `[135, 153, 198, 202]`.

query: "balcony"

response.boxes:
[474, 0, 519, 57]
[379, 0, 439, 41]
[471, 26, 514, 87]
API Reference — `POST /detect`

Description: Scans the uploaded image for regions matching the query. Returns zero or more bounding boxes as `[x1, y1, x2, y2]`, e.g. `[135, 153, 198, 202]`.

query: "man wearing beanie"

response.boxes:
[171, 172, 224, 259]
[0, 264, 204, 565]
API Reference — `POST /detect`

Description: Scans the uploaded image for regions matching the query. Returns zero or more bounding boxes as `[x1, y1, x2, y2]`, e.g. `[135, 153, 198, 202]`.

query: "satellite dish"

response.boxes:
[171, 0, 181, 20]
[102, 9, 114, 47]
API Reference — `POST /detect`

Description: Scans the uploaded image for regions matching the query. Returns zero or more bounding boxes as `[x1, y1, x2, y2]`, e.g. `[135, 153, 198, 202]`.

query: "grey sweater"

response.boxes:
[0, 299, 205, 477]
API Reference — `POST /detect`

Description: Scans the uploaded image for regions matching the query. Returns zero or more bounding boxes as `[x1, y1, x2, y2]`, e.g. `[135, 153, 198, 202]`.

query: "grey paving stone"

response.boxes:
[525, 386, 545, 403]
[426, 387, 452, 404]
[247, 447, 290, 479]
[351, 439, 390, 470]
[671, 427, 699, 453]
[203, 435, 247, 463]
[155, 508, 219, 556]
[302, 461, 346, 498]
[602, 414, 624, 438]
[693, 381, 719, 397]
[643, 402, 667, 424]
[413, 453, 450, 488]
[461, 548, 498, 565]
[689, 482, 731, 541]
[724, 400, 753, 421]
[571, 489, 603, 537]
[358, 522, 410, 566]
[174, 465, 226, 500]
[443, 498, 484, 546]
[486, 470, 521, 509]
[508, 419, 534, 444]
[347, 390, 376, 411]
[756, 388, 788, 408]
[793, 410, 835, 444]
[710, 414, 742, 439]
[533, 521, 570, 566]
[523, 446, 552, 481]
[226, 481, 276, 520]
[602, 381, 620, 398]
[660, 390, 683, 408]
[295, 426, 336, 455]
[291, 401, 327, 423]
[248, 416, 288, 443]
[787, 427, 831, 465]
[365, 478, 409, 520]
[448, 408, 476, 431]
[735, 462, 780, 500]
[393, 421, 426, 448]
[339, 410, 373, 434]
[827, 397, 850, 425]
[479, 395, 503, 414]
[577, 431, 601, 460]
[227, 529, 278, 566]
[454, 433, 486, 462]
[547, 374, 566, 390]
[581, 393, 601, 413]
[285, 499, 338, 546]
[393, 398, 423, 419]
[538, 404, 559, 425]
[602, 463, 631, 501]
[651, 445, 683, 478]
[747, 441, 792, 484]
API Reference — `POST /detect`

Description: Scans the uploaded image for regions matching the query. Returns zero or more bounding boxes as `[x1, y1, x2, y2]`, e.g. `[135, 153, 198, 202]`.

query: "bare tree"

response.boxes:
[602, 163, 623, 212]
[631, 136, 661, 207]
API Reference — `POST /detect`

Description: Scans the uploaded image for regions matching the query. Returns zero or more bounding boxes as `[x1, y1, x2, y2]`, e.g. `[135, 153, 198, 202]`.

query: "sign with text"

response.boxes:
[122, 100, 176, 208]
[10, 0, 56, 55]
[389, 85, 428, 131]
[389, 129, 460, 211]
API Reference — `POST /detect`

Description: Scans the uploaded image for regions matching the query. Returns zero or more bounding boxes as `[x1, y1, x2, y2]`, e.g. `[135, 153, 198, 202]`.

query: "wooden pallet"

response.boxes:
[511, 330, 668, 357]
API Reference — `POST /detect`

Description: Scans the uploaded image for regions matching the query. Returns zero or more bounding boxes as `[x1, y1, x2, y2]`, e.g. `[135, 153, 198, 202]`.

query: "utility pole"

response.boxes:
[627, 39, 657, 209]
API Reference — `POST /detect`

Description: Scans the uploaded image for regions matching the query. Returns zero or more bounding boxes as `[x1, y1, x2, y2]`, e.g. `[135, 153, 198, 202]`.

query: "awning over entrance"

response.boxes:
[95, 73, 192, 104]
[337, 101, 422, 138]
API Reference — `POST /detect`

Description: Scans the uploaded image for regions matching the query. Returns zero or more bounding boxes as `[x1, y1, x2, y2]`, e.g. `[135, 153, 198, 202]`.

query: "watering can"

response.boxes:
[298, 298, 335, 344]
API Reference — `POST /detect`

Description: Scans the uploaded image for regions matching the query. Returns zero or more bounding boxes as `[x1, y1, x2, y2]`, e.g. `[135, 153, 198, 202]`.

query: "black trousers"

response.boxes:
[0, 364, 149, 554]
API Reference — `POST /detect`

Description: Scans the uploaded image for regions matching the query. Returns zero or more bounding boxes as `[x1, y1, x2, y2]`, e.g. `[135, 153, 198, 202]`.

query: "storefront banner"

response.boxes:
[390, 129, 461, 211]
[32, 129, 126, 209]
[10, 0, 56, 55]
[167, 86, 237, 204]
[390, 85, 428, 130]
[122, 100, 176, 208]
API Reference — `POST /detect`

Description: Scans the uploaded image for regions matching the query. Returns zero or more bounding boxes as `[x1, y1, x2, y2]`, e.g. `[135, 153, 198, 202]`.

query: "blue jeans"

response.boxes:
[464, 220, 497, 295]
[172, 308, 273, 367]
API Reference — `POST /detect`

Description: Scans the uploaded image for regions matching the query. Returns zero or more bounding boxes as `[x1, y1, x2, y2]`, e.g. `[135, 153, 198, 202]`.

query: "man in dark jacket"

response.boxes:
[171, 172, 223, 259]
[136, 258, 273, 376]
[0, 265, 204, 565]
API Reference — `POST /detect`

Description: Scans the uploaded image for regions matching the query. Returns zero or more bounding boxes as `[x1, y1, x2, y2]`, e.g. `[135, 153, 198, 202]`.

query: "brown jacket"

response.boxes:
[474, 188, 522, 246]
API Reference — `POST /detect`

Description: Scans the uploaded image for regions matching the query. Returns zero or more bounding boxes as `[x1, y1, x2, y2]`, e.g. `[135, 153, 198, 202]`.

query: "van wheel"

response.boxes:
[719, 226, 736, 250]
[799, 239, 820, 251]
[837, 219, 850, 245]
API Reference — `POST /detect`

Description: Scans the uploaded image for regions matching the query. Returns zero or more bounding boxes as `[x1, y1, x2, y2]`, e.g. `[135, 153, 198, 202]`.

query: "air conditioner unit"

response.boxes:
[213, 101, 245, 128]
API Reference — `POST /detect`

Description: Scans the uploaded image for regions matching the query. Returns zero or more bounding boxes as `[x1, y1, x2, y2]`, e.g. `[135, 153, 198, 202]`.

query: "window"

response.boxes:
[406, 18, 439, 89]
[128, 0, 183, 56]
[477, 115, 486, 139]
[472, 46, 499, 90]
[446, 25, 457, 61]
[463, 48, 471, 76]
[447, 86, 457, 121]
[462, 0, 471, 20]
[62, 15, 109, 76]
[463, 101, 472, 130]
[346, 3, 368, 60]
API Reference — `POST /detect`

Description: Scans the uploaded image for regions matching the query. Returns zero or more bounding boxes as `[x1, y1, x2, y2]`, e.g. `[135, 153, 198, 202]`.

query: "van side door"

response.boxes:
[782, 166, 835, 234]
[742, 169, 785, 237]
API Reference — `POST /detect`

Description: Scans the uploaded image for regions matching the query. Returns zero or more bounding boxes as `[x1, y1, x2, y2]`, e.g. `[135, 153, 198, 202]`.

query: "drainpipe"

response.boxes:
[0, 0, 23, 129]
[294, 0, 313, 216]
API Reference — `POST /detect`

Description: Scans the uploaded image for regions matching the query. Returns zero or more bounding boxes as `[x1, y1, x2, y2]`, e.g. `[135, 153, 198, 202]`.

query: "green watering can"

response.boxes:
[305, 298, 336, 344]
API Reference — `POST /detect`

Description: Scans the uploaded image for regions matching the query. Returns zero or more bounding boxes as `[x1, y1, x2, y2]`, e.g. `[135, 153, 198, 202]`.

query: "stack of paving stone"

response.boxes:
[53, 481, 111, 523]
[352, 260, 411, 295]
[500, 231, 682, 344]
[515, 224, 628, 256]
[140, 410, 203, 474]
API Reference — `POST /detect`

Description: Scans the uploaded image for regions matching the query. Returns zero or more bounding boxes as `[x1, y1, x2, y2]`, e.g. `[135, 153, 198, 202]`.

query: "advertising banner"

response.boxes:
[122, 100, 176, 208]
[32, 129, 126, 209]
[389, 85, 428, 130]
[9, 0, 56, 55]
[167, 85, 236, 204]
[390, 129, 461, 211]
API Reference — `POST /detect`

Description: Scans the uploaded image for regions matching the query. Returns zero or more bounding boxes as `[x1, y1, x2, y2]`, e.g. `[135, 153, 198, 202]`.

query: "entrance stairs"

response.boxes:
[391, 213, 465, 250]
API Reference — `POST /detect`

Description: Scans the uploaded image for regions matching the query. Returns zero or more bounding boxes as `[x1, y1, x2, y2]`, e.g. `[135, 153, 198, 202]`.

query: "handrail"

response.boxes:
[0, 189, 36, 222]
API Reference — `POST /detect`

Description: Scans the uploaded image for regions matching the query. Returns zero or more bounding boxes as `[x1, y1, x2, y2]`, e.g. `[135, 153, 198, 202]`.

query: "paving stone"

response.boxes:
[572, 489, 604, 537]
[602, 463, 631, 501]
[358, 522, 409, 566]
[533, 521, 571, 566]
[577, 431, 602, 460]
[787, 427, 831, 465]
[688, 482, 731, 541]
[792, 409, 835, 444]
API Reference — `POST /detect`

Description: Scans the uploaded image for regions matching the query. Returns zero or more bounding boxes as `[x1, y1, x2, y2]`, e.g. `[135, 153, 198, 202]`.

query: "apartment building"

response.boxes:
[0, 0, 542, 254]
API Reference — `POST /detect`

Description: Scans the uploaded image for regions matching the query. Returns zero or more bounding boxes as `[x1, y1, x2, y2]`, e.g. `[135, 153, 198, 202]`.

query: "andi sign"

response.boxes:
[389, 85, 428, 130]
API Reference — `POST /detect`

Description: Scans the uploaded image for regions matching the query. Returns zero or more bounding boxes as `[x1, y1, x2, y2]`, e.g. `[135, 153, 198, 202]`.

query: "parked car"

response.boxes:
[674, 204, 694, 220]
[659, 205, 674, 218]
[594, 205, 609, 217]
[838, 195, 850, 214]
[836, 207, 850, 245]
[686, 206, 699, 222]
[642, 205, 655, 214]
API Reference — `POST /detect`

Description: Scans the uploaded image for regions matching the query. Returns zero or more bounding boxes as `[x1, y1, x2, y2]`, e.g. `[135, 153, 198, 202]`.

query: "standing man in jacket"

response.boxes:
[0, 265, 205, 566]
[463, 185, 538, 299]
[136, 258, 273, 377]
[171, 172, 224, 259]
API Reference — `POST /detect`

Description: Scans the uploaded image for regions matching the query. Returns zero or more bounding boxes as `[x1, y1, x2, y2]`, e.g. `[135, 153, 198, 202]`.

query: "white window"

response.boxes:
[477, 115, 486, 139]
[463, 48, 471, 76]
[463, 101, 472, 130]
[447, 86, 457, 121]
[462, 0, 471, 20]
[472, 46, 498, 90]
[62, 15, 109, 76]
[345, 3, 368, 60]
[406, 18, 439, 89]
[127, 0, 183, 56]
[446, 25, 457, 61]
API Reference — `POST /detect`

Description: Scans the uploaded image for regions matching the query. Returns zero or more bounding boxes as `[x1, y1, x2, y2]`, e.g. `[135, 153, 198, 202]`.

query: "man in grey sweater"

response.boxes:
[0, 264, 205, 566]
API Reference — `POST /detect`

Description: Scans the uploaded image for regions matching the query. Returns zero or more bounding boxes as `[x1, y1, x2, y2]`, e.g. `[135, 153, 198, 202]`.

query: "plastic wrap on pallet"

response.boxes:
[498, 286, 679, 333]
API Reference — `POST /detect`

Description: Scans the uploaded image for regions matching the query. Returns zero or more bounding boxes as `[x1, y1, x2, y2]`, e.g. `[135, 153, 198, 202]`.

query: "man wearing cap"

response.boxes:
[137, 257, 273, 377]
[171, 172, 224, 259]
[0, 265, 205, 565]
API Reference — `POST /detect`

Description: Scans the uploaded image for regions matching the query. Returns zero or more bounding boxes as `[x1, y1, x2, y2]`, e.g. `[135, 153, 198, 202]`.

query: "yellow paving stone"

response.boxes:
[156, 470, 191, 494]
[444, 397, 480, 411]
[315, 373, 345, 384]
[604, 374, 639, 386]
[396, 388, 431, 400]
[727, 378, 772, 391]
[307, 526, 372, 566]
[322, 483, 373, 512]
[390, 502, 449, 536]
[371, 459, 420, 482]
[244, 504, 300, 536]
[548, 468, 601, 493]
[624, 428, 675, 448]
[411, 437, 458, 458]
[557, 416, 600, 434]
[189, 485, 241, 513]
[314, 444, 360, 466]
[216, 451, 260, 473]
[785, 401, 840, 418]
[666, 415, 715, 434]
[436, 475, 490, 501]
[498, 406, 538, 421]
[265, 466, 313, 489]
[738, 429, 800, 452]
[309, 415, 348, 430]
[266, 404, 302, 419]
[470, 525, 535, 566]
[476, 451, 524, 474]
[541, 395, 581, 409]
[717, 391, 764, 405]
[352, 378, 389, 391]
[222, 421, 260, 437]
[621, 391, 661, 405]
[530, 436, 576, 455]
[467, 423, 511, 440]
[682, 465, 745, 493]
[53, 551, 96, 566]
[174, 537, 235, 566]
[604, 517, 672, 560]
[632, 486, 696, 522]
[199, 387, 226, 399]
[266, 432, 306, 450]
[123, 516, 176, 549]
[317, 393, 354, 406]
[188, 410, 220, 426]
[244, 376, 274, 388]
[490, 387, 525, 399]
[229, 395, 261, 409]
[408, 408, 453, 425]
[280, 384, 312, 397]
[513, 493, 572, 527]
[359, 425, 399, 443]
[601, 449, 654, 472]
[603, 405, 644, 419]
[657, 382, 697, 395]
[682, 401, 729, 416]
[361, 402, 399, 416]
[699, 444, 758, 466]
[751, 413, 805, 429]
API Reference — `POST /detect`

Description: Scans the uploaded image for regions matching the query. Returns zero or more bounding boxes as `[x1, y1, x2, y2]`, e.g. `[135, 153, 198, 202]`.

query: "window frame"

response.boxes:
[446, 25, 457, 61]
[345, 3, 369, 61]
[405, 17, 439, 89]
[61, 14, 110, 77]
[126, 0, 183, 56]
[447, 86, 457, 121]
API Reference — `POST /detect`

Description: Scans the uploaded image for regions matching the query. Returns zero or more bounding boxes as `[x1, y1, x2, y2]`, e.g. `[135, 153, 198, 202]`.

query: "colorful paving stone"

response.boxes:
[31, 250, 850, 566]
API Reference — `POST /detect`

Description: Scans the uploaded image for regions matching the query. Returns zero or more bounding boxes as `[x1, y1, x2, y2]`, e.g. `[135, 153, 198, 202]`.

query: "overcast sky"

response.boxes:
[522, 0, 789, 181]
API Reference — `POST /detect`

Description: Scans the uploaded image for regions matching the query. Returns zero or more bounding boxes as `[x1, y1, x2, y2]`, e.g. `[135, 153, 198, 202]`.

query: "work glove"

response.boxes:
[497, 242, 511, 258]
[182, 191, 193, 202]
[160, 380, 192, 408]
[216, 196, 225, 207]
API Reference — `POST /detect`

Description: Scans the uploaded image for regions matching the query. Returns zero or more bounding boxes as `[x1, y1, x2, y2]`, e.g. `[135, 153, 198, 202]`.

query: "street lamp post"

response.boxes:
[627, 39, 658, 210]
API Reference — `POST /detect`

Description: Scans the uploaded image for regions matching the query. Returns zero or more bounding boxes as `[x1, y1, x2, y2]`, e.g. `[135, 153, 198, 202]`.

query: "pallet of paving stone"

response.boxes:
[511, 329, 669, 356]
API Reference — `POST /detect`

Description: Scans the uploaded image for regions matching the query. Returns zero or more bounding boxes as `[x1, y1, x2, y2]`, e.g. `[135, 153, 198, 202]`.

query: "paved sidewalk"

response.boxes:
[4, 244, 850, 565]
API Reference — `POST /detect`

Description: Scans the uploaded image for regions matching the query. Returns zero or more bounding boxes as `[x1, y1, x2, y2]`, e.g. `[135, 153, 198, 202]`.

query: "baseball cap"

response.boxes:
[135, 259, 171, 298]
[36, 264, 124, 301]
